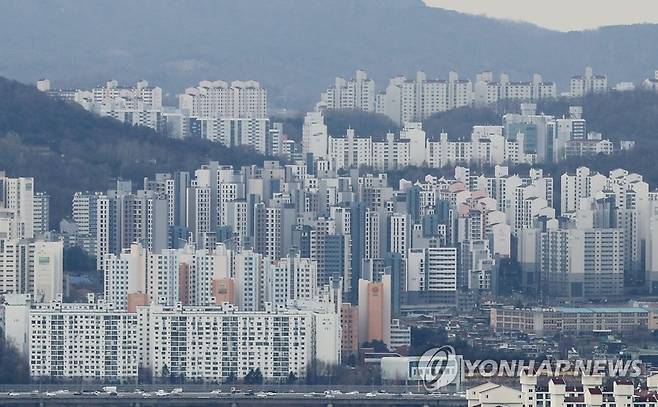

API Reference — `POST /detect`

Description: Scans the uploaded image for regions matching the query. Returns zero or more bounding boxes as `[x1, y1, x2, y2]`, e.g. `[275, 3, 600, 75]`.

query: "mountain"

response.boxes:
[0, 77, 266, 227]
[1, 0, 658, 109]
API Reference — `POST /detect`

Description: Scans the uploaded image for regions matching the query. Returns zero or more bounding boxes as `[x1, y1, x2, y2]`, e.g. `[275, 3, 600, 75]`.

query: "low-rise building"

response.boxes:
[490, 306, 649, 336]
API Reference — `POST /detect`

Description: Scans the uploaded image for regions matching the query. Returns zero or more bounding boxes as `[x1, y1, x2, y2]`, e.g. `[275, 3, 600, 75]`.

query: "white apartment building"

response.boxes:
[561, 167, 609, 214]
[406, 247, 457, 292]
[376, 71, 472, 125]
[104, 242, 238, 310]
[316, 110, 594, 171]
[4, 295, 340, 382]
[32, 241, 63, 303]
[179, 80, 267, 119]
[139, 302, 339, 381]
[3, 296, 139, 381]
[320, 70, 375, 112]
[0, 173, 35, 240]
[95, 188, 169, 270]
[302, 111, 329, 160]
[539, 221, 624, 300]
[389, 213, 409, 259]
[570, 67, 608, 97]
[185, 116, 271, 153]
[328, 128, 373, 169]
[0, 239, 63, 302]
[32, 192, 49, 236]
[71, 192, 101, 254]
[319, 69, 561, 124]
[474, 71, 557, 106]
[265, 255, 318, 308]
[91, 80, 162, 110]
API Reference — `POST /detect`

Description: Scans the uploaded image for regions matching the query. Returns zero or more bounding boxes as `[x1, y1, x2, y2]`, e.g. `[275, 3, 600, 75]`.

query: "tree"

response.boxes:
[63, 246, 97, 272]
[409, 327, 447, 356]
[0, 331, 30, 384]
[161, 364, 171, 383]
[423, 106, 500, 140]
[138, 366, 153, 385]
[361, 339, 389, 353]
[224, 371, 237, 384]
[244, 368, 263, 385]
[286, 371, 297, 384]
[325, 109, 399, 139]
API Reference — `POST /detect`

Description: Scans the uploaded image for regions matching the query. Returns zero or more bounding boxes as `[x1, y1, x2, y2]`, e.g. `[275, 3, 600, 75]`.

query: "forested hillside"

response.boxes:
[0, 77, 266, 226]
[392, 91, 658, 189]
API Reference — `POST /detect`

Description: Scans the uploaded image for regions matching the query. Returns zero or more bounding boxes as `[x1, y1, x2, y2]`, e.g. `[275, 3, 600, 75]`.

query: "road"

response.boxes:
[0, 390, 468, 406]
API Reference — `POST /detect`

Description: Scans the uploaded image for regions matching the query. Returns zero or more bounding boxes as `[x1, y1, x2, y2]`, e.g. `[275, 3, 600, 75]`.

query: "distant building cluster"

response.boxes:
[37, 79, 164, 131]
[318, 67, 611, 124]
[37, 78, 283, 156]
[4, 156, 658, 381]
[0, 172, 60, 304]
[5, 66, 657, 384]
[302, 103, 615, 169]
[35, 67, 633, 163]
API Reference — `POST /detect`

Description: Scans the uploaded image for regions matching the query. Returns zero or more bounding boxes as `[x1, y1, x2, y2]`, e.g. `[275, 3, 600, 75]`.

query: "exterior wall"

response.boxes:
[491, 306, 649, 336]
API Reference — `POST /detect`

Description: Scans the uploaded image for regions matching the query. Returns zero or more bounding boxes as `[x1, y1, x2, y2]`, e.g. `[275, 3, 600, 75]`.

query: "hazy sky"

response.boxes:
[423, 0, 658, 31]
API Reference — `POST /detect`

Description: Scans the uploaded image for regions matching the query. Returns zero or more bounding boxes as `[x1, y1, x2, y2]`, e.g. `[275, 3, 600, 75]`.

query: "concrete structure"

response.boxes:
[179, 80, 267, 119]
[490, 306, 649, 336]
[570, 67, 608, 97]
[320, 70, 375, 112]
[469, 374, 658, 407]
[357, 275, 392, 347]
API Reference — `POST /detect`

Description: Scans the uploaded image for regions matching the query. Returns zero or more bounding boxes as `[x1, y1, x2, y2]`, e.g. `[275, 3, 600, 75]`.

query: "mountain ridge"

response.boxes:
[1, 0, 658, 109]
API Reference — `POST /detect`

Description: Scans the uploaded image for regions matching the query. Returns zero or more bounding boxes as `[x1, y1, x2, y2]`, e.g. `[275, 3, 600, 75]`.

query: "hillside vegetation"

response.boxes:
[0, 77, 266, 226]
[391, 91, 658, 188]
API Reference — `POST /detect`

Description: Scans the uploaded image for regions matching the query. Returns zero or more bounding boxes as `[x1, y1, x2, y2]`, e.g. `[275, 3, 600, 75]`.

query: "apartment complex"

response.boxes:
[5, 296, 338, 382]
[318, 69, 609, 125]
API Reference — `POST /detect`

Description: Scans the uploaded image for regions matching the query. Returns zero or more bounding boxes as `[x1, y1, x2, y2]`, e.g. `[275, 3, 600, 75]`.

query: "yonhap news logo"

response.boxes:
[418, 345, 643, 392]
[419, 345, 460, 391]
